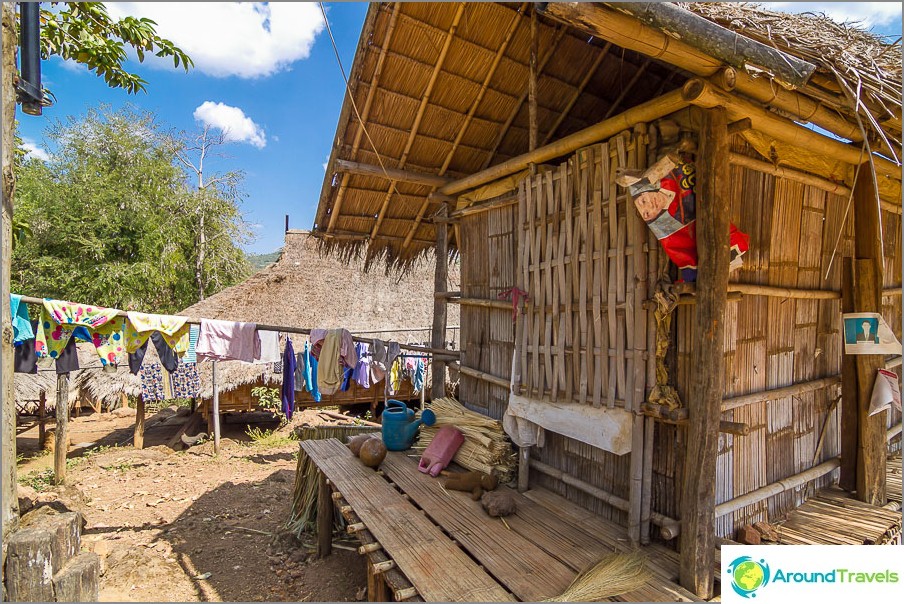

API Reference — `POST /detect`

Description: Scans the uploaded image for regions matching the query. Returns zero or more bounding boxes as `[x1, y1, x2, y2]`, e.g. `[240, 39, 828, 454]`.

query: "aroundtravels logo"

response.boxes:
[727, 556, 771, 598]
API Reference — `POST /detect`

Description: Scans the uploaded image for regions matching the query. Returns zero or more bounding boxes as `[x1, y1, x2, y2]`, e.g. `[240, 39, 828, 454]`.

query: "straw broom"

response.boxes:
[415, 397, 517, 483]
[544, 551, 651, 602]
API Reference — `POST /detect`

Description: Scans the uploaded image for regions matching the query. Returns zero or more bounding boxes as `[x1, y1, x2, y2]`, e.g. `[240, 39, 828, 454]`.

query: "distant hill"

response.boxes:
[247, 249, 282, 272]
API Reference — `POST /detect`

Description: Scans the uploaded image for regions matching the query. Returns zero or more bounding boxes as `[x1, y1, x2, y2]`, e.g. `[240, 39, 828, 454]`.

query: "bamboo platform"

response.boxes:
[301, 438, 702, 602]
[887, 454, 902, 508]
[773, 485, 902, 545]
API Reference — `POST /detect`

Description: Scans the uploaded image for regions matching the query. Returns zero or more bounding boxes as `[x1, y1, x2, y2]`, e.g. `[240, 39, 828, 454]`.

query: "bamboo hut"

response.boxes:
[312, 2, 902, 597]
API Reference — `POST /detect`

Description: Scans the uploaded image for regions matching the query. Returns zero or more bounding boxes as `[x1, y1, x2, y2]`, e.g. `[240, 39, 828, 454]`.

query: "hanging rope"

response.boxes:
[648, 282, 682, 410]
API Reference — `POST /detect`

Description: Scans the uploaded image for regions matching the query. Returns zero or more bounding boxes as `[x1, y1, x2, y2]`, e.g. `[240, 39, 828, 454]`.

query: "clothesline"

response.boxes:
[15, 295, 458, 358]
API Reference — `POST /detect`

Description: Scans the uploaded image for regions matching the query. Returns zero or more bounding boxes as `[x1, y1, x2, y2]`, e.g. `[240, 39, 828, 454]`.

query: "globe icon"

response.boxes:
[733, 560, 765, 592]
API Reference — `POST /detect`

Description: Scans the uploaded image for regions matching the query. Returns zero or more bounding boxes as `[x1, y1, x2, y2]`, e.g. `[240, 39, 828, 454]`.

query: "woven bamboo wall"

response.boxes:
[676, 136, 903, 537]
[459, 205, 518, 420]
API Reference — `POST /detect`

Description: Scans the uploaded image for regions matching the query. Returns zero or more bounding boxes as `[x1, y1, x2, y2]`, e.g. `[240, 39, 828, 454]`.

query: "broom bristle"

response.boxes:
[545, 551, 651, 602]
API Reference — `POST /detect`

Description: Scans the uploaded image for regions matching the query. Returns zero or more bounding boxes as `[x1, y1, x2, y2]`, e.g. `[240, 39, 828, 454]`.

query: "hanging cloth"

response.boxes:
[301, 341, 321, 402]
[281, 337, 297, 420]
[170, 363, 200, 399]
[254, 330, 281, 364]
[14, 320, 38, 374]
[388, 358, 402, 395]
[353, 342, 371, 389]
[140, 362, 166, 401]
[370, 339, 388, 383]
[35, 298, 121, 362]
[10, 294, 35, 344]
[124, 311, 190, 354]
[318, 330, 344, 396]
[181, 324, 201, 364]
[411, 358, 425, 393]
[196, 319, 260, 363]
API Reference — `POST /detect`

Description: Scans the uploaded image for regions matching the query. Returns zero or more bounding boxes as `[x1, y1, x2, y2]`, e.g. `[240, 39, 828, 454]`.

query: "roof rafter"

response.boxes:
[541, 42, 612, 145]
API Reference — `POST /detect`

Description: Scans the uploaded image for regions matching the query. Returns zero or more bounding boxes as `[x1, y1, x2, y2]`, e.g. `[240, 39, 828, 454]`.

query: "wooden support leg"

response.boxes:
[134, 395, 145, 450]
[38, 392, 46, 449]
[367, 559, 389, 602]
[679, 107, 729, 600]
[54, 374, 70, 485]
[431, 205, 449, 400]
[212, 360, 221, 455]
[317, 472, 333, 558]
[518, 445, 530, 492]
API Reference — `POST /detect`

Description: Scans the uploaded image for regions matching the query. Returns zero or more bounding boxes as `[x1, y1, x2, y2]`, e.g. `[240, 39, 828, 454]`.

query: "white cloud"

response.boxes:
[761, 2, 902, 29]
[21, 138, 49, 162]
[106, 2, 325, 78]
[193, 101, 266, 149]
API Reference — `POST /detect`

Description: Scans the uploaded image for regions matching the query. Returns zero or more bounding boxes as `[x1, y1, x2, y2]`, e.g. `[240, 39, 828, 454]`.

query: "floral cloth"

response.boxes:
[35, 299, 126, 367]
[125, 311, 190, 354]
[140, 362, 166, 401]
[170, 363, 200, 399]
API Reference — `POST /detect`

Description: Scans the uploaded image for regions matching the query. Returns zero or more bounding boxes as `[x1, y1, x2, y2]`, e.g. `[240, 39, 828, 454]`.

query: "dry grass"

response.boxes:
[544, 550, 651, 602]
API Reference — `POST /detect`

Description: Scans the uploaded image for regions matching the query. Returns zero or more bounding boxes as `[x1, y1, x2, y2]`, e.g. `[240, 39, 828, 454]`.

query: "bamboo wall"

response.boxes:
[457, 130, 902, 538]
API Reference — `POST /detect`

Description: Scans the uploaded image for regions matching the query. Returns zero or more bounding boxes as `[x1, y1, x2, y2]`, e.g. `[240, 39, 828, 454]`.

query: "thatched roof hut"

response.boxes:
[181, 229, 460, 398]
[310, 2, 902, 598]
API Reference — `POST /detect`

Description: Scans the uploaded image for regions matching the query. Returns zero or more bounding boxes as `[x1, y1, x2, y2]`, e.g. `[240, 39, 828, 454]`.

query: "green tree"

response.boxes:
[11, 106, 251, 313]
[34, 2, 192, 94]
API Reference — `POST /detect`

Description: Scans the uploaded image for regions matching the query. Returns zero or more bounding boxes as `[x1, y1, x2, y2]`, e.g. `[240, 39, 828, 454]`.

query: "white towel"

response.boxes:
[254, 330, 281, 364]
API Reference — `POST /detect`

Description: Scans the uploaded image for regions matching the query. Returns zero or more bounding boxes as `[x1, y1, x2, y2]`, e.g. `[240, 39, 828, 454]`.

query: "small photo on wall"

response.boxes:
[843, 312, 902, 355]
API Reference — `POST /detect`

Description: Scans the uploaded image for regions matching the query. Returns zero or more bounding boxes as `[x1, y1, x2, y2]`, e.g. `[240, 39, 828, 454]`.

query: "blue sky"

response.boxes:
[17, 2, 903, 255]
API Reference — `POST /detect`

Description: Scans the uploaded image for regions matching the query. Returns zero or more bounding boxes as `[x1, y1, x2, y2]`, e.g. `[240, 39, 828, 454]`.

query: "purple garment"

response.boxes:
[281, 337, 296, 421]
[353, 342, 370, 388]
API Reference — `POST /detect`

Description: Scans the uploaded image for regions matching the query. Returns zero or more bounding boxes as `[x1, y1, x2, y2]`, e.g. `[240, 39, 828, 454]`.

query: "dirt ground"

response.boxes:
[16, 407, 369, 602]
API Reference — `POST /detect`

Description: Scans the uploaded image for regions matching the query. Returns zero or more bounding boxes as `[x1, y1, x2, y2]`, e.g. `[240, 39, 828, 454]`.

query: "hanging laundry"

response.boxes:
[281, 337, 296, 421]
[140, 362, 166, 401]
[318, 330, 344, 396]
[10, 294, 34, 344]
[254, 330, 281, 364]
[302, 341, 321, 402]
[90, 316, 128, 367]
[181, 324, 201, 364]
[411, 358, 426, 393]
[341, 366, 354, 392]
[370, 339, 387, 383]
[54, 336, 80, 374]
[128, 340, 147, 375]
[386, 341, 401, 369]
[294, 352, 306, 392]
[36, 298, 120, 361]
[14, 320, 38, 374]
[388, 357, 403, 396]
[309, 328, 328, 359]
[196, 319, 260, 363]
[170, 363, 200, 399]
[353, 342, 371, 389]
[124, 311, 190, 354]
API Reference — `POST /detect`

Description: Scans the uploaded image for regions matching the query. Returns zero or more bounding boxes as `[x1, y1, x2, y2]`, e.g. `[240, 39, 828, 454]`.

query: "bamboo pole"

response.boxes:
[53, 374, 69, 485]
[888, 423, 902, 442]
[683, 79, 901, 180]
[334, 159, 451, 188]
[719, 421, 750, 437]
[431, 205, 449, 400]
[325, 4, 399, 233]
[457, 364, 510, 390]
[672, 281, 901, 300]
[721, 375, 841, 412]
[212, 360, 221, 455]
[640, 416, 654, 544]
[528, 6, 538, 161]
[446, 297, 512, 311]
[449, 191, 519, 219]
[715, 458, 841, 518]
[538, 2, 873, 148]
[370, 3, 465, 241]
[439, 86, 691, 197]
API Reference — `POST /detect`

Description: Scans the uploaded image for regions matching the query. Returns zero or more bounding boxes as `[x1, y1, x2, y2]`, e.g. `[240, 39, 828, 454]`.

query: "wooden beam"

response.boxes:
[680, 107, 729, 600]
[370, 3, 465, 241]
[334, 159, 451, 188]
[53, 374, 69, 485]
[538, 2, 868, 145]
[481, 26, 568, 170]
[840, 258, 858, 491]
[457, 364, 510, 390]
[449, 191, 519, 219]
[528, 7, 538, 163]
[431, 205, 449, 399]
[134, 395, 145, 450]
[541, 42, 612, 145]
[446, 297, 512, 311]
[721, 375, 841, 412]
[439, 87, 690, 196]
[326, 4, 400, 233]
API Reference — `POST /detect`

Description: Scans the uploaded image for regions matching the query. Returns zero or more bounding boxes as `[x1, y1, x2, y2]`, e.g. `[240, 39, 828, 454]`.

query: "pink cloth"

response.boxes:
[196, 319, 260, 363]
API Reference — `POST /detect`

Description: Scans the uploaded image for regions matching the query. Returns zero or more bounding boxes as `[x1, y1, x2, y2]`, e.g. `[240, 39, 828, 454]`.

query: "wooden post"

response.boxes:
[134, 395, 145, 450]
[119, 391, 129, 409]
[850, 156, 887, 505]
[528, 7, 538, 161]
[317, 471, 333, 558]
[1, 0, 20, 546]
[430, 206, 449, 400]
[54, 374, 70, 485]
[212, 360, 221, 454]
[38, 391, 47, 449]
[367, 558, 389, 602]
[679, 107, 729, 600]
[840, 258, 858, 491]
[517, 445, 530, 492]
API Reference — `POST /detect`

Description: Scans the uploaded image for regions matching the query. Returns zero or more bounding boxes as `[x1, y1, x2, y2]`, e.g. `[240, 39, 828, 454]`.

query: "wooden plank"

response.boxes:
[556, 165, 569, 398]
[564, 160, 576, 404]
[679, 107, 730, 600]
[518, 180, 529, 394]
[592, 145, 605, 407]
[578, 147, 590, 405]
[544, 172, 555, 395]
[616, 215, 628, 403]
[301, 439, 511, 602]
[380, 454, 572, 601]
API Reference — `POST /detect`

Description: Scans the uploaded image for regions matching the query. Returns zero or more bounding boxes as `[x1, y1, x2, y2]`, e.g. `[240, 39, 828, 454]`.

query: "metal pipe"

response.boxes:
[17, 1, 42, 115]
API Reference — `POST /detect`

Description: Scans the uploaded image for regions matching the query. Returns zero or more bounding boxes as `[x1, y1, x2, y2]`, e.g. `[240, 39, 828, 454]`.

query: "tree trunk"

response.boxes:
[679, 107, 729, 600]
[2, 0, 20, 556]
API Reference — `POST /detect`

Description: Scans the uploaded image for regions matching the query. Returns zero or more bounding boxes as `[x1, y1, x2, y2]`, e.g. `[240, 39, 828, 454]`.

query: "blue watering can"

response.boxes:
[382, 400, 436, 451]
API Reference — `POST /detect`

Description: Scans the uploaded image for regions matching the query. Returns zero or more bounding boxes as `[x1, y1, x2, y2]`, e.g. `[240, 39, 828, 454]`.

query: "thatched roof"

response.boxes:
[184, 229, 459, 396]
[313, 1, 901, 269]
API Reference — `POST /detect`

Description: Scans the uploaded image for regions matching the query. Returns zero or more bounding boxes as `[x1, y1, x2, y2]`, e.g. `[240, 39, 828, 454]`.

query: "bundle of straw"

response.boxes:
[544, 551, 650, 602]
[415, 397, 516, 484]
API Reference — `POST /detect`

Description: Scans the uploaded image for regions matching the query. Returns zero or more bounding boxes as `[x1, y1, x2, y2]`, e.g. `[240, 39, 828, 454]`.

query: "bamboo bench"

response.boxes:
[301, 438, 701, 602]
